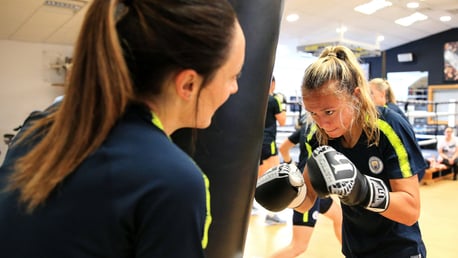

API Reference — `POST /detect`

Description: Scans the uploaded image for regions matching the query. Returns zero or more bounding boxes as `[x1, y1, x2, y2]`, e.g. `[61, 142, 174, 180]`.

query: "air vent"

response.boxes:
[43, 0, 88, 12]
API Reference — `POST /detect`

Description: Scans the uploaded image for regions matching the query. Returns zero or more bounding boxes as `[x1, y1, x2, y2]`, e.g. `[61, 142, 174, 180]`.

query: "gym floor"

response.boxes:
[243, 148, 458, 257]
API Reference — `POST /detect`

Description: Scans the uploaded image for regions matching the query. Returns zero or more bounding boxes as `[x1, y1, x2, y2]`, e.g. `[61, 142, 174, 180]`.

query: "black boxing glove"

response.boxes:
[306, 145, 389, 213]
[255, 163, 307, 212]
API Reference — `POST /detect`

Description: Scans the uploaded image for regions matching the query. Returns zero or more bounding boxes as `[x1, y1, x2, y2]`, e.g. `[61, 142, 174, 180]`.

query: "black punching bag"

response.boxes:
[171, 1, 284, 257]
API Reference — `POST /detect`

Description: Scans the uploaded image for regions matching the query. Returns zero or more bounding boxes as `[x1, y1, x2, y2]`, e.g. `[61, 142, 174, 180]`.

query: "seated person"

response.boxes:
[437, 127, 458, 180]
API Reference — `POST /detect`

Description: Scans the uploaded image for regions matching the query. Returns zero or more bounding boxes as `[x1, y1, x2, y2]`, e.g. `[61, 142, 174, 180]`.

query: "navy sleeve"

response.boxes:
[288, 129, 301, 145]
[378, 107, 427, 180]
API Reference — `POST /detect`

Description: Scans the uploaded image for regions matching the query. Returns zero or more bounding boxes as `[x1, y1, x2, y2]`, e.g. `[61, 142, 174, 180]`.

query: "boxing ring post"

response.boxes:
[448, 99, 456, 127]
[172, 1, 284, 257]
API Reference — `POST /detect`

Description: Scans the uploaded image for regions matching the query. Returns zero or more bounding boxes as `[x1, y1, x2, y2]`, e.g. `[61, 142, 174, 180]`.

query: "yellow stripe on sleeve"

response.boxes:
[305, 124, 317, 159]
[201, 173, 212, 249]
[377, 119, 412, 178]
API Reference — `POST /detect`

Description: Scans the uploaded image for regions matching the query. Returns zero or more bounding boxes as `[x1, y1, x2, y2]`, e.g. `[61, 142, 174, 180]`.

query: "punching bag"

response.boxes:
[171, 1, 284, 257]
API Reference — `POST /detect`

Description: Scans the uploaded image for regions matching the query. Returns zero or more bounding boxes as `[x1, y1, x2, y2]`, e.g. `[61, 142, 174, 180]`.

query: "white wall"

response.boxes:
[271, 47, 317, 131]
[0, 41, 311, 163]
[273, 47, 316, 103]
[0, 40, 73, 163]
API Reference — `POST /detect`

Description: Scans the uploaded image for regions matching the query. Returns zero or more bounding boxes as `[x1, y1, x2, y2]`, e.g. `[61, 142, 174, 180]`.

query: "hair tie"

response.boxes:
[327, 51, 345, 60]
[336, 52, 345, 60]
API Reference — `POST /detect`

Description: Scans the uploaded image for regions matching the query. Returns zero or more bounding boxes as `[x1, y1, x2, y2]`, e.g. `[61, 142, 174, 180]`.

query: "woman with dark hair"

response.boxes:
[0, 0, 245, 257]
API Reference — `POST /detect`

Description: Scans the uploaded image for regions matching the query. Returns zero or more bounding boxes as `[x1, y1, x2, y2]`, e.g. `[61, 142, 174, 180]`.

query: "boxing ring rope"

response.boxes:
[398, 99, 458, 147]
[276, 99, 458, 148]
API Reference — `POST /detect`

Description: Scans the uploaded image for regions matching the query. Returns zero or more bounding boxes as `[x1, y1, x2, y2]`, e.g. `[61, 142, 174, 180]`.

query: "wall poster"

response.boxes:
[444, 41, 458, 81]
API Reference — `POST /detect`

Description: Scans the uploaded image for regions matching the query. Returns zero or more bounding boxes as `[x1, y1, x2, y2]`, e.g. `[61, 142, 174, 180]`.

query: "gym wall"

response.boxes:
[0, 40, 70, 163]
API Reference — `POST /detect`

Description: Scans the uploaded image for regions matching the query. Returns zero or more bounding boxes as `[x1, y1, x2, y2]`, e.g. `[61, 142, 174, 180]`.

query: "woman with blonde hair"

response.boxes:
[256, 45, 426, 257]
[369, 78, 409, 122]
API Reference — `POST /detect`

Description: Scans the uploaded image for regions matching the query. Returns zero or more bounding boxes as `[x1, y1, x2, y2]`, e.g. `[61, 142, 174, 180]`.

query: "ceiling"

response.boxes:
[280, 0, 458, 56]
[0, 0, 457, 56]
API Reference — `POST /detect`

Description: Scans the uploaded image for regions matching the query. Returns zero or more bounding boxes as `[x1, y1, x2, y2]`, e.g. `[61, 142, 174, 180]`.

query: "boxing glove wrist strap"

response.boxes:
[364, 175, 390, 213]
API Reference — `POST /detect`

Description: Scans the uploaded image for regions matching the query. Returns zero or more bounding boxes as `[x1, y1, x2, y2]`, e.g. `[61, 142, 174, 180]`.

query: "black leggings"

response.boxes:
[441, 158, 458, 178]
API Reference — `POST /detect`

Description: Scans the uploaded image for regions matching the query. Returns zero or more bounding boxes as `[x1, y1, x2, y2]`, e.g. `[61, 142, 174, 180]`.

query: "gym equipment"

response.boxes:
[171, 1, 284, 257]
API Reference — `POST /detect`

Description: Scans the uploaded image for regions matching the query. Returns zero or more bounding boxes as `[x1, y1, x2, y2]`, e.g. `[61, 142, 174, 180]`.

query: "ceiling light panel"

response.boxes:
[354, 0, 393, 15]
[440, 16, 452, 22]
[406, 2, 419, 9]
[286, 14, 299, 22]
[395, 12, 428, 26]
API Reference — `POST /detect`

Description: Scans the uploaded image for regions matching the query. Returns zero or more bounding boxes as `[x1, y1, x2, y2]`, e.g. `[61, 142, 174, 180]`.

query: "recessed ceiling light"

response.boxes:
[336, 26, 347, 33]
[354, 0, 393, 15]
[377, 35, 385, 42]
[440, 16, 452, 22]
[395, 12, 428, 26]
[286, 14, 299, 22]
[406, 2, 419, 9]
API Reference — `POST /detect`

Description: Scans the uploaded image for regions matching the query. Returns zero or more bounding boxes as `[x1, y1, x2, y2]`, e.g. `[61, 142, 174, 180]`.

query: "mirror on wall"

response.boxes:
[387, 71, 432, 140]
[386, 71, 429, 102]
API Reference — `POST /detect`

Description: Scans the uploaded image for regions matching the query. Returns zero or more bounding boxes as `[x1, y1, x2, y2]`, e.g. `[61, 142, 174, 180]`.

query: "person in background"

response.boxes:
[0, 1, 245, 257]
[272, 123, 342, 257]
[369, 78, 431, 176]
[259, 76, 287, 177]
[437, 126, 458, 180]
[273, 91, 287, 114]
[256, 45, 427, 257]
[255, 75, 287, 224]
[369, 78, 409, 122]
